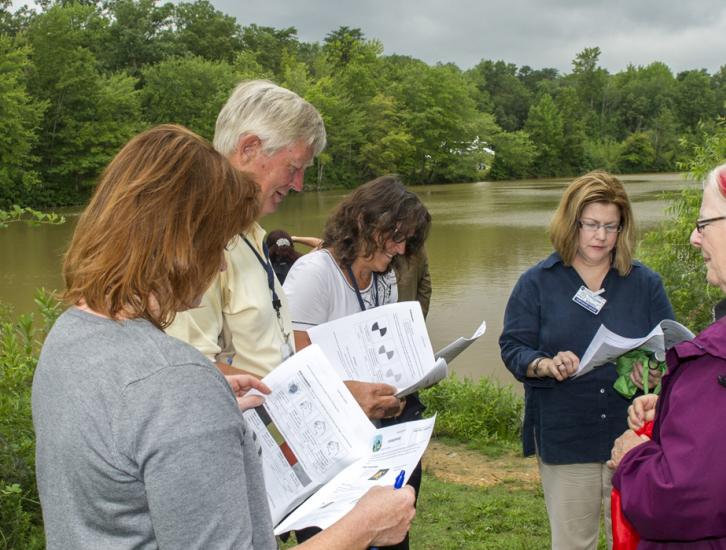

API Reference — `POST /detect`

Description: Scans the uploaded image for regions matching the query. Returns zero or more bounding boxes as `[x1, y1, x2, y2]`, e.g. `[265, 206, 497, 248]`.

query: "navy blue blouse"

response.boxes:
[499, 252, 674, 464]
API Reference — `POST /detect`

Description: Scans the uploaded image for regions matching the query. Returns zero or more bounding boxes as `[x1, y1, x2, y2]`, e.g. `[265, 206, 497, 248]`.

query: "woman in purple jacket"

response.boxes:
[608, 162, 726, 547]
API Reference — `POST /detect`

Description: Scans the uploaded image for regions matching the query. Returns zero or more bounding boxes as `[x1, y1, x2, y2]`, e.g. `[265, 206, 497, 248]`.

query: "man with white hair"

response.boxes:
[167, 80, 403, 420]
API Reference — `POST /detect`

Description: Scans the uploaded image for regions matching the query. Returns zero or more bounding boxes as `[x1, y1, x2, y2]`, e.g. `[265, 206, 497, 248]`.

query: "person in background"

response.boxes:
[266, 229, 302, 284]
[499, 171, 673, 550]
[32, 125, 415, 550]
[283, 175, 431, 550]
[165, 80, 404, 421]
[394, 246, 432, 318]
[608, 162, 726, 547]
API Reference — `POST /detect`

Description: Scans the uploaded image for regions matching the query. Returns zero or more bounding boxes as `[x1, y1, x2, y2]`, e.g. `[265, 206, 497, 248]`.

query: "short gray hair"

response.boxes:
[213, 80, 326, 157]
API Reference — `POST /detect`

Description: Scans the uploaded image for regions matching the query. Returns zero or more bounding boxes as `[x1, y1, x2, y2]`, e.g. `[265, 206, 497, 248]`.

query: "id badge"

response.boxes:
[572, 285, 606, 315]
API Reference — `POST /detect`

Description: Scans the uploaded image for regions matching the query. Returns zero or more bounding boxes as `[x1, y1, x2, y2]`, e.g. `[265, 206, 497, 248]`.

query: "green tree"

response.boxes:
[240, 24, 299, 77]
[323, 26, 366, 69]
[141, 56, 239, 140]
[555, 87, 587, 174]
[612, 62, 675, 136]
[172, 0, 242, 62]
[357, 93, 416, 178]
[618, 131, 656, 172]
[0, 36, 46, 209]
[102, 0, 176, 76]
[569, 46, 611, 140]
[640, 123, 726, 331]
[488, 130, 536, 180]
[467, 60, 532, 131]
[674, 69, 717, 132]
[525, 93, 564, 176]
[651, 107, 680, 170]
[305, 74, 366, 187]
[713, 65, 726, 117]
[26, 3, 144, 205]
[388, 60, 489, 183]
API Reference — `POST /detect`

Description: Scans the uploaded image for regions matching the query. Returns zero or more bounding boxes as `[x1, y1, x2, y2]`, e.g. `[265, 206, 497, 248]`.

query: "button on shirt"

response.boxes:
[499, 253, 674, 464]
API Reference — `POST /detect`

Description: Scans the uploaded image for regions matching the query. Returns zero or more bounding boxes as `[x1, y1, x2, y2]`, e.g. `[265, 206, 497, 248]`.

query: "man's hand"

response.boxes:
[344, 381, 405, 419]
[224, 374, 271, 411]
[353, 485, 416, 547]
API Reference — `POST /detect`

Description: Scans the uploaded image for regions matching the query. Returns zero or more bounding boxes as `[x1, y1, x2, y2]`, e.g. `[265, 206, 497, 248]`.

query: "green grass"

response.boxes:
[411, 476, 550, 549]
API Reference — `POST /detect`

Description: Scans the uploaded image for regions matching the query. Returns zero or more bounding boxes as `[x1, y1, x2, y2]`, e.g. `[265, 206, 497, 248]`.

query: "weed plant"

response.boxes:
[420, 376, 523, 455]
[0, 290, 61, 549]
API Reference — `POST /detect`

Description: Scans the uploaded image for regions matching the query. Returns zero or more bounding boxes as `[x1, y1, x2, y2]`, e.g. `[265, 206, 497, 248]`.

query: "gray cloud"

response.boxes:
[214, 0, 726, 74]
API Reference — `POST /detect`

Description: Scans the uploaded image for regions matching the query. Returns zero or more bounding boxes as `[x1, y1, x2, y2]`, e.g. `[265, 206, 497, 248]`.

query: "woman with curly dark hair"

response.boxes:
[283, 175, 430, 349]
[283, 174, 430, 550]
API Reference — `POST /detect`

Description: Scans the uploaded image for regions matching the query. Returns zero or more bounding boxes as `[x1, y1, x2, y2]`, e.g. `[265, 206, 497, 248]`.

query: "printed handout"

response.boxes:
[243, 345, 375, 526]
[434, 319, 487, 364]
[274, 416, 435, 534]
[308, 301, 486, 396]
[243, 344, 435, 531]
[575, 319, 694, 378]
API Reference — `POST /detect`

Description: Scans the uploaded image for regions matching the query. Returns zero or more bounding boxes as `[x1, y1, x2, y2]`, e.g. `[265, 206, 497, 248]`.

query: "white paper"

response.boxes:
[308, 302, 486, 396]
[434, 319, 487, 364]
[308, 301, 439, 396]
[575, 319, 694, 378]
[274, 416, 435, 534]
[243, 345, 375, 526]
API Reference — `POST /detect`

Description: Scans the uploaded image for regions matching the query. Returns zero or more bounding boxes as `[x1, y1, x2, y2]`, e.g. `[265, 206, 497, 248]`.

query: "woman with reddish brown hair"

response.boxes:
[32, 125, 415, 550]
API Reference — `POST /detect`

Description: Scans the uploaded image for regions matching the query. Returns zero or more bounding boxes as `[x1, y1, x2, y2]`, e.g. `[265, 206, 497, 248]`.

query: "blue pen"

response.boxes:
[393, 469, 406, 489]
[371, 470, 406, 550]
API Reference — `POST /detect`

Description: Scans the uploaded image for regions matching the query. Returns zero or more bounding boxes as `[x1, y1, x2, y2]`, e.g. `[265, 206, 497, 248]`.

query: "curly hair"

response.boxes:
[322, 175, 431, 268]
[63, 125, 259, 328]
[549, 170, 635, 276]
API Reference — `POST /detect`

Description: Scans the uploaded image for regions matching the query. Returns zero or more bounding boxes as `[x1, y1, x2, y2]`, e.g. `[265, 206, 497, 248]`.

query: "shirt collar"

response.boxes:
[542, 251, 641, 272]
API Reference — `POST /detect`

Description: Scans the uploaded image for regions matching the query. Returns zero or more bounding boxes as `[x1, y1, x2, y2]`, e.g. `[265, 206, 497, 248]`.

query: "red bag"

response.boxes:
[611, 421, 654, 550]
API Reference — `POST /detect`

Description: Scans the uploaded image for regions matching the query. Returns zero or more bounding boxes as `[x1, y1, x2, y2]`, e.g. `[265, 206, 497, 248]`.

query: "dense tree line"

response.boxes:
[2, 0, 726, 208]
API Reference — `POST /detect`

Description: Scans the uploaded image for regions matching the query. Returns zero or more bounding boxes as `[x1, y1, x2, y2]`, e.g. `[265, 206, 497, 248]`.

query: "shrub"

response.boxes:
[0, 290, 61, 550]
[420, 376, 523, 452]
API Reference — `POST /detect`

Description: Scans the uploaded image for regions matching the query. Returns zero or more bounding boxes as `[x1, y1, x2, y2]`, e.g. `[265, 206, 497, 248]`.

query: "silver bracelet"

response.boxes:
[531, 357, 546, 378]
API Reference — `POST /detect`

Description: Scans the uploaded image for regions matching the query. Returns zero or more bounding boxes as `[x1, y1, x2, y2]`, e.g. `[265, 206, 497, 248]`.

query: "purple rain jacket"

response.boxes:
[612, 318, 726, 549]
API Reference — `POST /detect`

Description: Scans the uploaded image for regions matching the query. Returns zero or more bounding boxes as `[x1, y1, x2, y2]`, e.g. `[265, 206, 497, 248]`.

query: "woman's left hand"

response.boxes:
[225, 375, 272, 411]
[606, 428, 649, 470]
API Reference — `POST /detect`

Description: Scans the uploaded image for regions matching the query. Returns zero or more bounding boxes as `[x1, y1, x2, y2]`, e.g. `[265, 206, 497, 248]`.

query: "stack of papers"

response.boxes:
[575, 319, 694, 378]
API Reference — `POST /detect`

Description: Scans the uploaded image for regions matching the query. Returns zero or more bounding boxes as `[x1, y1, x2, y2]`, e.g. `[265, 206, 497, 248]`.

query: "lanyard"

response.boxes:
[242, 236, 289, 337]
[346, 264, 379, 312]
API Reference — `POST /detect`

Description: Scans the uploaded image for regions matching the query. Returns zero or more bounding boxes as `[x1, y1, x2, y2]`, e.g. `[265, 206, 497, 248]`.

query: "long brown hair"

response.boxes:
[63, 124, 259, 328]
[322, 175, 431, 268]
[549, 170, 635, 276]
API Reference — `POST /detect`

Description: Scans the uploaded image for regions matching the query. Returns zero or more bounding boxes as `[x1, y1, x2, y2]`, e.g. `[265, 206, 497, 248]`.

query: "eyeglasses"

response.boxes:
[695, 216, 726, 234]
[578, 220, 622, 234]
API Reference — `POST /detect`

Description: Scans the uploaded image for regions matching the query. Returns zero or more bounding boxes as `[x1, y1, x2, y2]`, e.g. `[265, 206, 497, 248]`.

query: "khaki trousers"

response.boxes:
[537, 459, 613, 550]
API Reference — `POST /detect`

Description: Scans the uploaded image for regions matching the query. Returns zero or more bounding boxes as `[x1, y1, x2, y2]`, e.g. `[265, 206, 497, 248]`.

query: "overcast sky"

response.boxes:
[212, 0, 726, 75]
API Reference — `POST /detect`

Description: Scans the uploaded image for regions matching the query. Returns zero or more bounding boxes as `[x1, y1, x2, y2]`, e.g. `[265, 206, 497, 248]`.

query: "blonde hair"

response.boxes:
[213, 80, 326, 157]
[549, 171, 635, 276]
[64, 125, 260, 328]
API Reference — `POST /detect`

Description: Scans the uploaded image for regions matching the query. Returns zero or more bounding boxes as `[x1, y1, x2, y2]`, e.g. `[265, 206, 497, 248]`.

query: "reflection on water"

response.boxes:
[0, 173, 695, 390]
